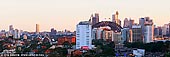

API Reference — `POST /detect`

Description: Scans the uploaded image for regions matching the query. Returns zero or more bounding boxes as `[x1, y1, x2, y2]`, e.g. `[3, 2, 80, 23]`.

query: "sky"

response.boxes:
[0, 0, 170, 32]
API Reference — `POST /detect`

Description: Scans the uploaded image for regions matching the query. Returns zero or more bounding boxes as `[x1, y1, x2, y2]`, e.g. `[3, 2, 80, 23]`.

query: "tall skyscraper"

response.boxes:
[123, 18, 130, 28]
[157, 26, 163, 36]
[143, 17, 154, 43]
[121, 28, 130, 42]
[129, 19, 135, 29]
[76, 21, 92, 49]
[9, 25, 14, 36]
[9, 25, 14, 31]
[14, 29, 20, 39]
[139, 18, 145, 34]
[112, 11, 121, 25]
[132, 25, 143, 42]
[36, 24, 40, 33]
[162, 24, 169, 36]
[92, 13, 99, 26]
[154, 26, 159, 37]
[92, 28, 103, 40]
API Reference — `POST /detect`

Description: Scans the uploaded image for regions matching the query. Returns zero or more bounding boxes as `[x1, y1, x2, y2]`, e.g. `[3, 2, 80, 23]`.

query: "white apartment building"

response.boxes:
[76, 21, 92, 49]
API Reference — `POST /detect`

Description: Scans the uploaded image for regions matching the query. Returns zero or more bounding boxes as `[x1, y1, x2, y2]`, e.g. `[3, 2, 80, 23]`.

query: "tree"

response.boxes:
[62, 41, 72, 49]
[107, 41, 115, 48]
[165, 52, 170, 57]
[165, 41, 170, 52]
[48, 47, 68, 57]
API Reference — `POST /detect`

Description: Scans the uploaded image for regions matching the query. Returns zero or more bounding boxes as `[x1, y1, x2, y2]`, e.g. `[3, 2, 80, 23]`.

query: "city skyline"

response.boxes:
[0, 0, 170, 31]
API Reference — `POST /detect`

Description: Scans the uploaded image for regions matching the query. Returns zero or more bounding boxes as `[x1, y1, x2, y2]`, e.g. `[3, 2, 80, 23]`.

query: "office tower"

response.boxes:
[92, 28, 103, 40]
[92, 13, 99, 26]
[143, 17, 154, 43]
[123, 18, 130, 28]
[121, 28, 130, 43]
[139, 17, 154, 43]
[92, 28, 97, 40]
[9, 25, 14, 36]
[129, 19, 135, 29]
[139, 18, 145, 34]
[157, 26, 163, 36]
[9, 25, 14, 31]
[144, 25, 154, 43]
[112, 32, 122, 44]
[162, 24, 169, 36]
[154, 26, 159, 37]
[14, 29, 20, 39]
[36, 24, 40, 33]
[132, 25, 143, 42]
[112, 11, 121, 25]
[76, 21, 92, 49]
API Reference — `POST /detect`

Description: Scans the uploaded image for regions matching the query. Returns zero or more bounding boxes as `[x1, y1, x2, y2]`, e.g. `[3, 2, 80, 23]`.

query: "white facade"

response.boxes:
[144, 25, 154, 43]
[76, 21, 92, 49]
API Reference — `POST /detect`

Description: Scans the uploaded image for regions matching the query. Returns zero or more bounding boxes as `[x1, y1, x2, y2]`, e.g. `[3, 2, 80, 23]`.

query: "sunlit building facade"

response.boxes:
[76, 21, 92, 49]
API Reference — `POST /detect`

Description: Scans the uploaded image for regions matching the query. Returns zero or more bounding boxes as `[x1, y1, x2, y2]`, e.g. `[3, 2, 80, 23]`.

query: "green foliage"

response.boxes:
[91, 39, 115, 56]
[165, 52, 170, 57]
[48, 47, 68, 57]
[62, 41, 72, 49]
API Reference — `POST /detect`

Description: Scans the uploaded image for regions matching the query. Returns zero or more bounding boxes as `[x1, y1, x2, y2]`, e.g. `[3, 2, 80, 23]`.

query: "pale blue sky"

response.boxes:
[0, 0, 170, 32]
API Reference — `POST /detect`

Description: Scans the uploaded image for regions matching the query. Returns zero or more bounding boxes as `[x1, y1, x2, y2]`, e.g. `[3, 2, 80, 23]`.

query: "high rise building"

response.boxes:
[139, 18, 145, 34]
[36, 24, 40, 33]
[92, 13, 99, 26]
[9, 25, 14, 36]
[143, 17, 154, 43]
[112, 32, 122, 44]
[162, 24, 169, 36]
[132, 25, 143, 42]
[76, 21, 92, 49]
[129, 19, 135, 29]
[144, 25, 154, 43]
[154, 26, 159, 37]
[157, 26, 163, 36]
[9, 25, 14, 31]
[123, 18, 130, 28]
[121, 28, 130, 43]
[139, 17, 154, 43]
[92, 28, 97, 40]
[14, 29, 20, 39]
[112, 11, 121, 25]
[92, 28, 103, 40]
